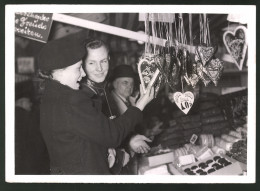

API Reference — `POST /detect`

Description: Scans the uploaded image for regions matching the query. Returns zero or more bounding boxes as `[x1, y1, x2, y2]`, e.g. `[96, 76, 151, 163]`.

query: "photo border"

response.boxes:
[5, 4, 256, 184]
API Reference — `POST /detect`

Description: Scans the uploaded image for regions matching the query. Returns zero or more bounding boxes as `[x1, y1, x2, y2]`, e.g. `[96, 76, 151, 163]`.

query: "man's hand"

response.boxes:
[145, 121, 163, 139]
[129, 134, 152, 154]
[129, 91, 139, 106]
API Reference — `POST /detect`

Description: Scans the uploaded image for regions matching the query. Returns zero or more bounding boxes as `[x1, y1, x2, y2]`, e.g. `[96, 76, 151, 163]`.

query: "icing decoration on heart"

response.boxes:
[168, 55, 181, 87]
[223, 26, 247, 71]
[138, 55, 160, 94]
[188, 63, 199, 88]
[203, 58, 224, 86]
[196, 59, 211, 86]
[178, 48, 193, 85]
[173, 91, 194, 114]
[196, 45, 217, 66]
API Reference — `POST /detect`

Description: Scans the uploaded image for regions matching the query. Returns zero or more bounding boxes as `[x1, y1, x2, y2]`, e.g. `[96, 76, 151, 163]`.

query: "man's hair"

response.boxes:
[83, 39, 109, 63]
[85, 39, 109, 52]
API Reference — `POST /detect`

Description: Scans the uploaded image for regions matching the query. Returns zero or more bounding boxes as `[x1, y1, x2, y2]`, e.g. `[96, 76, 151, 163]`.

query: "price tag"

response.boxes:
[190, 134, 198, 145]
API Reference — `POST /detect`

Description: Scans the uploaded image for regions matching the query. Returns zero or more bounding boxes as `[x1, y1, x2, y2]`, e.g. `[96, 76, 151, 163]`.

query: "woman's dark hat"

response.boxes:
[38, 31, 88, 71]
[110, 65, 136, 82]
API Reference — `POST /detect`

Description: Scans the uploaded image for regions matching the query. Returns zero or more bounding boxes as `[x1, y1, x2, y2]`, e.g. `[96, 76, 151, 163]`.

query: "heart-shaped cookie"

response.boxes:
[173, 91, 194, 114]
[196, 59, 211, 87]
[168, 55, 181, 87]
[187, 63, 199, 88]
[223, 26, 247, 71]
[138, 56, 160, 93]
[196, 45, 217, 66]
[203, 58, 224, 86]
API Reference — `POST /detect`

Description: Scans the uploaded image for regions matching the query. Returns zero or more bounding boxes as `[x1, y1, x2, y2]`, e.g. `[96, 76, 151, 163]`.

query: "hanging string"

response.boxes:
[189, 13, 193, 52]
[181, 76, 184, 93]
[183, 17, 187, 45]
[178, 14, 182, 43]
[151, 13, 156, 55]
[144, 13, 151, 55]
[207, 18, 211, 45]
[169, 19, 173, 47]
[144, 13, 148, 55]
[199, 14, 202, 44]
[178, 13, 187, 45]
[158, 17, 164, 55]
[174, 14, 178, 41]
[203, 14, 207, 44]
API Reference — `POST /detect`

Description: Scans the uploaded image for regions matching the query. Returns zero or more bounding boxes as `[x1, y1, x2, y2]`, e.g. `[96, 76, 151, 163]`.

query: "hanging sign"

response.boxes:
[15, 13, 53, 43]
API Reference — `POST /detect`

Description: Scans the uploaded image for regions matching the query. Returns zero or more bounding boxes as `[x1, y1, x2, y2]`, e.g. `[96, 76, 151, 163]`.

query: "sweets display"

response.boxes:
[140, 90, 247, 175]
[172, 154, 246, 175]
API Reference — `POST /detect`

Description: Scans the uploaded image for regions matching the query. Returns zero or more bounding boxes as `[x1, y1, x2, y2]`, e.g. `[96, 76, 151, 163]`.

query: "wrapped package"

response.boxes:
[212, 145, 226, 155]
[201, 115, 225, 124]
[199, 134, 215, 148]
[215, 137, 233, 152]
[181, 121, 202, 130]
[221, 134, 241, 143]
[228, 130, 242, 139]
[157, 131, 184, 142]
[200, 107, 222, 118]
[178, 114, 201, 124]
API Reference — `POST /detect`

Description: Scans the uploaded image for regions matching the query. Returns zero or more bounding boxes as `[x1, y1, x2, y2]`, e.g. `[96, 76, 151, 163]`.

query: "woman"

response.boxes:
[38, 32, 154, 175]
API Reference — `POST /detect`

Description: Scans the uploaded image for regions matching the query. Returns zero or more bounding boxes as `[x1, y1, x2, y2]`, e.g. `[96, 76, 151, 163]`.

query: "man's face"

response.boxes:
[84, 46, 109, 83]
[113, 77, 134, 99]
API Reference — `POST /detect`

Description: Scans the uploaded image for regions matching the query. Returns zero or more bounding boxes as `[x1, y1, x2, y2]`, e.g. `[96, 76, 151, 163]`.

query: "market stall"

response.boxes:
[14, 12, 249, 176]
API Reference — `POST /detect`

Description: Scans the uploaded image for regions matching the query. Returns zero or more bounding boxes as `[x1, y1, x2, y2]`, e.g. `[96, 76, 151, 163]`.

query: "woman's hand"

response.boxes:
[107, 148, 116, 168]
[129, 134, 152, 154]
[135, 84, 155, 111]
[122, 149, 130, 167]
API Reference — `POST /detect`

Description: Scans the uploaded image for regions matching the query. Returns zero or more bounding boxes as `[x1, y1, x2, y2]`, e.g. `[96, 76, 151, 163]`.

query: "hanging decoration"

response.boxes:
[137, 13, 226, 114]
[195, 14, 224, 86]
[223, 26, 247, 71]
[186, 13, 199, 88]
[138, 13, 160, 94]
[173, 91, 194, 114]
[169, 14, 195, 115]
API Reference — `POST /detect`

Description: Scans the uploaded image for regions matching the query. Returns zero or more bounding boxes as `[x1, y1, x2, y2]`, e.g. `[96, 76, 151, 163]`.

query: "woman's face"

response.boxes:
[53, 60, 86, 90]
[84, 46, 109, 83]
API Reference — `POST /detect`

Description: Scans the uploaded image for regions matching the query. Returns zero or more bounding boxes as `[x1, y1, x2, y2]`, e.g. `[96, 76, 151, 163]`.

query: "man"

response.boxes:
[81, 40, 150, 174]
[102, 65, 153, 174]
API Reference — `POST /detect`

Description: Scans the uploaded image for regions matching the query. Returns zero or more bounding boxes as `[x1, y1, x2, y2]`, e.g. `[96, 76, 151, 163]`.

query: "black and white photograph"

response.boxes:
[5, 5, 256, 183]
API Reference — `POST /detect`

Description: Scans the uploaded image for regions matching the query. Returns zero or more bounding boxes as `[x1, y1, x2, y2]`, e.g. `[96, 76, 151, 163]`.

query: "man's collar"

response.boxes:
[112, 90, 127, 102]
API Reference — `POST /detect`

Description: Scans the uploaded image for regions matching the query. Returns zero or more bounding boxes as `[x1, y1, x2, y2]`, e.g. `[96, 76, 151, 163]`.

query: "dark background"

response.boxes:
[0, 0, 259, 190]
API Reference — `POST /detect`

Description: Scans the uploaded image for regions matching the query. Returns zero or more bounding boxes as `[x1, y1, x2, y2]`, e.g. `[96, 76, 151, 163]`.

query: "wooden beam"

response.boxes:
[52, 13, 167, 47]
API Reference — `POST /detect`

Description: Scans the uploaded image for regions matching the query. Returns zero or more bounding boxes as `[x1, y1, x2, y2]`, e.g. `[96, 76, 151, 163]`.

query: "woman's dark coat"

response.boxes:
[40, 80, 142, 174]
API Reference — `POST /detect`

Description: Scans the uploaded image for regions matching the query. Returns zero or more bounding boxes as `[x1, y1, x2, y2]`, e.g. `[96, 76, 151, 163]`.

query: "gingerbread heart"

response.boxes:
[138, 56, 160, 94]
[196, 45, 217, 66]
[187, 63, 199, 88]
[196, 59, 211, 87]
[223, 26, 247, 71]
[168, 55, 181, 87]
[173, 91, 194, 114]
[203, 58, 224, 86]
